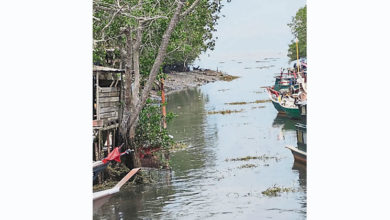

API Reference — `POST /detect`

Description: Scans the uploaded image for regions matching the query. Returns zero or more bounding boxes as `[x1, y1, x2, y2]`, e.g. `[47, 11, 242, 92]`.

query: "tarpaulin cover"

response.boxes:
[102, 147, 121, 164]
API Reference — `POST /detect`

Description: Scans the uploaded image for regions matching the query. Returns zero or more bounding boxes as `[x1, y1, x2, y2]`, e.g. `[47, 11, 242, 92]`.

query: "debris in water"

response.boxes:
[207, 109, 244, 115]
[253, 99, 271, 103]
[224, 99, 270, 106]
[218, 88, 230, 92]
[225, 101, 249, 105]
[251, 106, 265, 109]
[261, 185, 296, 197]
[169, 142, 188, 152]
[225, 155, 280, 162]
[238, 164, 258, 169]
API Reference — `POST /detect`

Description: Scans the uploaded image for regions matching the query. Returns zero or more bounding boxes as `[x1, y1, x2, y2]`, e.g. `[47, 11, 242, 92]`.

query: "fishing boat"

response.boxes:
[286, 145, 306, 164]
[266, 87, 284, 113]
[286, 123, 306, 164]
[279, 95, 301, 119]
[273, 70, 298, 91]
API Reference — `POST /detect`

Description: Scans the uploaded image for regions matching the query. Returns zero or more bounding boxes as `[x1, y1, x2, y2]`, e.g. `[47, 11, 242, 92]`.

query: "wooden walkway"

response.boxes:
[93, 168, 140, 201]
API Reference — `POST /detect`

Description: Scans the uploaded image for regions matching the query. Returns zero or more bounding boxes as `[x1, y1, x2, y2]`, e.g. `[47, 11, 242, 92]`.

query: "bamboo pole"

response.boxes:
[161, 78, 167, 129]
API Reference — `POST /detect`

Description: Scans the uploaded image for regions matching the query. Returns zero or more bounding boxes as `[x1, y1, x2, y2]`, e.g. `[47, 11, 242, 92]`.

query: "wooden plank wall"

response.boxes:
[97, 87, 120, 122]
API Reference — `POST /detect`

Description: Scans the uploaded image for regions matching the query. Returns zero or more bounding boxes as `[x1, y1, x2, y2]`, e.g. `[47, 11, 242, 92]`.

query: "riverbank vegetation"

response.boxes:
[93, 0, 224, 168]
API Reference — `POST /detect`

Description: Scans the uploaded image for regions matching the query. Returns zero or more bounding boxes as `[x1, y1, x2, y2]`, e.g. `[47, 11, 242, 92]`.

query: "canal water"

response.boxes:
[94, 0, 306, 219]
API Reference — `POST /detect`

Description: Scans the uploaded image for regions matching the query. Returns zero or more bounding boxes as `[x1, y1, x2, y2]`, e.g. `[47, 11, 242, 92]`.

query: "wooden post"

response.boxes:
[98, 130, 102, 159]
[161, 78, 167, 129]
[113, 129, 116, 149]
[96, 72, 100, 120]
[98, 130, 103, 184]
[107, 131, 111, 154]
[94, 142, 99, 161]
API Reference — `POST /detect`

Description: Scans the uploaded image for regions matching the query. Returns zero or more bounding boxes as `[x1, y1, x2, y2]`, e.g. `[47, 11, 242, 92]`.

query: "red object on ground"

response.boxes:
[102, 147, 121, 164]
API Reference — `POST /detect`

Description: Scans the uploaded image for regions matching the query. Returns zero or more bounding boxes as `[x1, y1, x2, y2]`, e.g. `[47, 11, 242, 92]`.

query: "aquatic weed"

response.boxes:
[225, 155, 280, 162]
[238, 164, 258, 169]
[207, 109, 244, 115]
[262, 185, 296, 197]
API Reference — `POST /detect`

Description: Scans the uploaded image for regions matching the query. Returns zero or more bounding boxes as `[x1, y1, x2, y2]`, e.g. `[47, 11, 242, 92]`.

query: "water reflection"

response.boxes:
[272, 113, 297, 131]
[93, 169, 175, 219]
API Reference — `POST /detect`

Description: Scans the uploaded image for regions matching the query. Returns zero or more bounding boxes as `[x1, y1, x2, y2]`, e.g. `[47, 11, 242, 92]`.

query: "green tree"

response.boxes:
[287, 5, 306, 62]
[93, 0, 223, 167]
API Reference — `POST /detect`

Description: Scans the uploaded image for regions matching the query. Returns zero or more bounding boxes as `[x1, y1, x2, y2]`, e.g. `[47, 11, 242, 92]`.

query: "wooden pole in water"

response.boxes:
[161, 78, 167, 129]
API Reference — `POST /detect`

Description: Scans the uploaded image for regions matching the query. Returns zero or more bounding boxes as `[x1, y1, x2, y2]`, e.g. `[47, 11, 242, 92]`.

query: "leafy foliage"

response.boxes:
[287, 5, 306, 62]
[93, 0, 222, 72]
[134, 99, 176, 149]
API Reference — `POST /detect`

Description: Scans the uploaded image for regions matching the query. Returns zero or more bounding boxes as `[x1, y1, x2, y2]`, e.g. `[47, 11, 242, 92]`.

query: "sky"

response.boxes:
[195, 0, 306, 67]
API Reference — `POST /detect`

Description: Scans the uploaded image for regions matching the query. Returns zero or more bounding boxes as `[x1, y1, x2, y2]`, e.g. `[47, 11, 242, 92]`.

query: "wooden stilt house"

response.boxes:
[93, 65, 124, 162]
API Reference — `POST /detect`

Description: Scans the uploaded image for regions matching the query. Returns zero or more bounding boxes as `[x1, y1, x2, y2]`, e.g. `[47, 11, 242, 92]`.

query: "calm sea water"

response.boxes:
[94, 0, 306, 219]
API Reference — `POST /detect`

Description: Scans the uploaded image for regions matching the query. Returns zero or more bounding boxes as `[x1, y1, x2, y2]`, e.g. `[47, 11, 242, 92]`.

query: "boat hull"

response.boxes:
[286, 145, 306, 164]
[280, 105, 301, 119]
[271, 99, 285, 113]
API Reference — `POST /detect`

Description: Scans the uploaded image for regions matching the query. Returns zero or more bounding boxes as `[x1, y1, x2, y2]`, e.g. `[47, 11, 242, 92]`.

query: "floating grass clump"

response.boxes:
[238, 164, 258, 169]
[225, 155, 280, 162]
[251, 106, 265, 109]
[262, 185, 296, 197]
[221, 75, 240, 81]
[253, 99, 271, 103]
[207, 109, 244, 115]
[169, 142, 188, 152]
[225, 101, 249, 105]
[224, 99, 270, 106]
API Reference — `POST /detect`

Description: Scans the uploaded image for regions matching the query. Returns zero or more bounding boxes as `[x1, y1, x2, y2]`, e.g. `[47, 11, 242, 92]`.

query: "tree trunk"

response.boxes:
[120, 27, 134, 139]
[127, 2, 184, 134]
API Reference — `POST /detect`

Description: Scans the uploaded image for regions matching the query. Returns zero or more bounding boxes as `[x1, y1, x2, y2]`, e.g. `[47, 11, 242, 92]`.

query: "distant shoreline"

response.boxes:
[150, 69, 238, 99]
